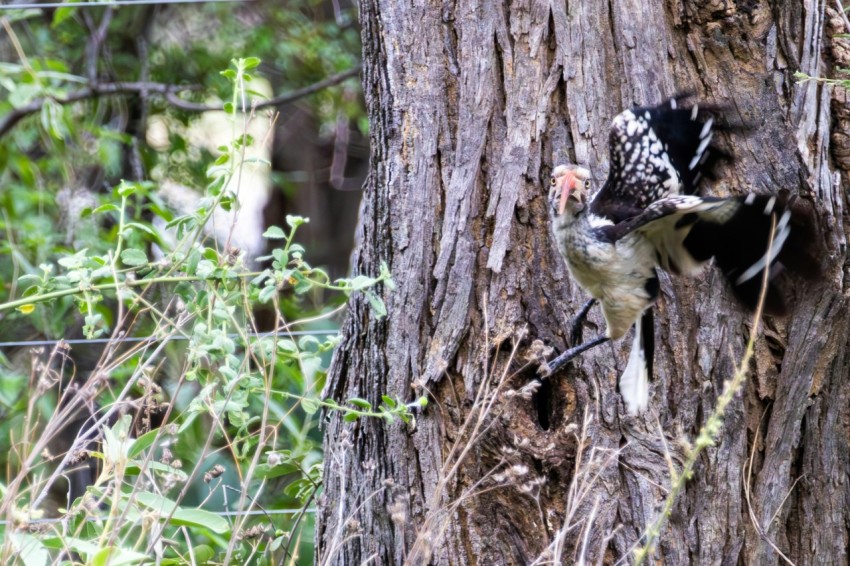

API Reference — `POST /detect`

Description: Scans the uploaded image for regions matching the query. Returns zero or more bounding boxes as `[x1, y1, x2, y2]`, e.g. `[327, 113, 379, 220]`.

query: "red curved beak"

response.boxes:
[558, 171, 575, 215]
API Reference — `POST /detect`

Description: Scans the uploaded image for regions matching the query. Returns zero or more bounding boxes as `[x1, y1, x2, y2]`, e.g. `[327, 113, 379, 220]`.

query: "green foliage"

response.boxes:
[794, 68, 850, 88]
[0, 3, 397, 564]
[0, 57, 400, 563]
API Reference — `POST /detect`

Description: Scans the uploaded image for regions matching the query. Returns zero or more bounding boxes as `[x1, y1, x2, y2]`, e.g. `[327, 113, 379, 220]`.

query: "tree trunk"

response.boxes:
[317, 1, 849, 564]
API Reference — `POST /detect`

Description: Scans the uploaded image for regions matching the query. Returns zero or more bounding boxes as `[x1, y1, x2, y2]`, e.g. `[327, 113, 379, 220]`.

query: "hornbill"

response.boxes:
[542, 96, 820, 415]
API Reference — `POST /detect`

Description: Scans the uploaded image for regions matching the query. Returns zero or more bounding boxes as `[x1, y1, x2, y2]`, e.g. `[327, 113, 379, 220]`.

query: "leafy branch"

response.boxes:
[272, 390, 428, 425]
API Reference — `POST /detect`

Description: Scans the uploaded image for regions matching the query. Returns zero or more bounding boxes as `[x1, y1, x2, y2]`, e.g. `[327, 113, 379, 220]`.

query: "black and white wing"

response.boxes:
[593, 193, 821, 315]
[590, 96, 731, 223]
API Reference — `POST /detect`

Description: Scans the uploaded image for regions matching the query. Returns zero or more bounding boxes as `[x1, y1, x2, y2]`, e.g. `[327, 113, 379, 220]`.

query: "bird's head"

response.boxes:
[549, 164, 592, 218]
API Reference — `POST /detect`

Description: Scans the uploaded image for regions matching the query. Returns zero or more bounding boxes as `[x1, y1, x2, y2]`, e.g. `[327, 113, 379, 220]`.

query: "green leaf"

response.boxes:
[102, 414, 133, 465]
[272, 248, 288, 264]
[285, 215, 308, 228]
[161, 546, 215, 565]
[57, 248, 89, 268]
[380, 395, 397, 409]
[301, 397, 319, 415]
[92, 547, 149, 566]
[126, 460, 188, 480]
[348, 397, 372, 410]
[90, 203, 120, 215]
[294, 278, 313, 294]
[170, 507, 231, 533]
[258, 284, 277, 303]
[40, 536, 99, 555]
[242, 56, 261, 70]
[40, 98, 66, 140]
[117, 181, 137, 197]
[263, 226, 286, 239]
[364, 290, 387, 318]
[127, 428, 159, 458]
[9, 533, 48, 566]
[134, 492, 229, 533]
[253, 462, 300, 480]
[120, 248, 148, 267]
[196, 259, 216, 278]
[346, 275, 376, 291]
[124, 222, 157, 237]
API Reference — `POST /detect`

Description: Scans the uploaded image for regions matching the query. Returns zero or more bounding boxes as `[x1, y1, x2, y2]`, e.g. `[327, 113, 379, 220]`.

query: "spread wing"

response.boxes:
[590, 96, 733, 223]
[593, 193, 821, 314]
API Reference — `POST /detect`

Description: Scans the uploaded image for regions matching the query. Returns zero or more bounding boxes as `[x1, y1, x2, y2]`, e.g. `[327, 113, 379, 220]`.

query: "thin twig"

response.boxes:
[84, 7, 114, 83]
[742, 406, 800, 566]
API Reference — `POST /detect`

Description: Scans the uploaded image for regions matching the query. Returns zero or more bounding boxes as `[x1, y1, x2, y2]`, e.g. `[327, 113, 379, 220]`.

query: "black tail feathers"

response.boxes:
[683, 191, 822, 315]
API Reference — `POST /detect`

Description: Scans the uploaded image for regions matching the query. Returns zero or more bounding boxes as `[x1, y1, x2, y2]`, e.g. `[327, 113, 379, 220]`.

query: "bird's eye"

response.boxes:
[584, 180, 591, 189]
[550, 178, 557, 186]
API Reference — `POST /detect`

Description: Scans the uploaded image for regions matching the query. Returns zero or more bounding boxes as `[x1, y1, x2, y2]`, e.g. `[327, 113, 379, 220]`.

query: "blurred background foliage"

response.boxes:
[0, 0, 368, 563]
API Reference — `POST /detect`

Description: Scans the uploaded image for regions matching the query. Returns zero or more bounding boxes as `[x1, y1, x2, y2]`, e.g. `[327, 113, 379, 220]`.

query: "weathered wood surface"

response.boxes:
[317, 1, 849, 564]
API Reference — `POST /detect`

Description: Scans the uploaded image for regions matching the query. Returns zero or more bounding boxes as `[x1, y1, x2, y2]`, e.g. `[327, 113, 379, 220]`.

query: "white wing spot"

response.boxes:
[670, 98, 678, 109]
[700, 118, 714, 139]
[736, 210, 793, 285]
[688, 154, 700, 170]
[777, 208, 791, 231]
[689, 133, 713, 170]
[691, 105, 699, 120]
[745, 193, 756, 205]
[763, 196, 776, 215]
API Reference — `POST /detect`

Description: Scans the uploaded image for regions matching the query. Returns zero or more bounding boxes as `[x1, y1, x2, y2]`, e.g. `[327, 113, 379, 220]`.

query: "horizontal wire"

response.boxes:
[5, 507, 316, 527]
[0, 0, 250, 9]
[0, 329, 338, 349]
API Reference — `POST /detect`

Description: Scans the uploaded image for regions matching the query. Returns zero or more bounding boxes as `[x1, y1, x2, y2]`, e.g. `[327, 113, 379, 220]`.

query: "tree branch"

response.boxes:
[83, 6, 114, 83]
[0, 65, 362, 138]
[163, 64, 362, 112]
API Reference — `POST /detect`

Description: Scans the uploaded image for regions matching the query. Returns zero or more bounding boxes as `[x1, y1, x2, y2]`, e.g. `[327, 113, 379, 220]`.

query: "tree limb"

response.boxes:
[0, 65, 362, 138]
[164, 64, 363, 112]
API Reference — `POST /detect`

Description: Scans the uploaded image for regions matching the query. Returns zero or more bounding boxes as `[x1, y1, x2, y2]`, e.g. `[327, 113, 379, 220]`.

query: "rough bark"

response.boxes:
[317, 1, 849, 564]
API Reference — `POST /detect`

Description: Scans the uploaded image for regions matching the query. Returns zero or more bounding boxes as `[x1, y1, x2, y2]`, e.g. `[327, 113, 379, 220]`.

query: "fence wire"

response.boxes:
[0, 0, 251, 9]
[0, 329, 339, 350]
[2, 507, 316, 527]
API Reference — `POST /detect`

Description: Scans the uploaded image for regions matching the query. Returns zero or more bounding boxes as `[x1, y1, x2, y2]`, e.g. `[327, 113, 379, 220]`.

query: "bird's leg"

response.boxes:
[539, 335, 610, 376]
[570, 298, 597, 344]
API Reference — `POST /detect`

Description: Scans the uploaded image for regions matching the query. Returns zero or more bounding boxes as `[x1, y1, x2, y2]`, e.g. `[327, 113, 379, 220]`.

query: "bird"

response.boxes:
[543, 96, 821, 415]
